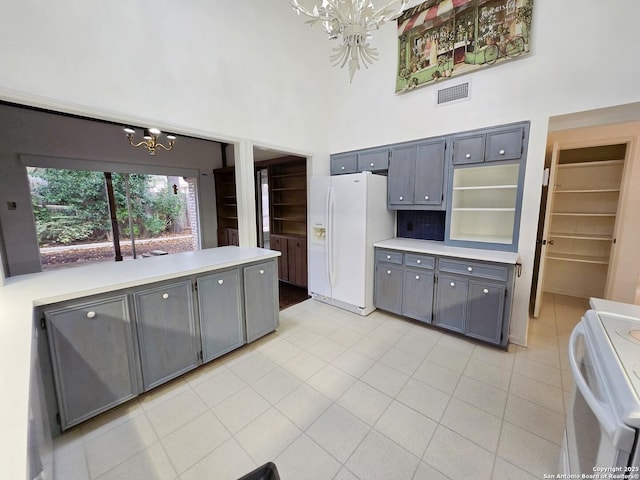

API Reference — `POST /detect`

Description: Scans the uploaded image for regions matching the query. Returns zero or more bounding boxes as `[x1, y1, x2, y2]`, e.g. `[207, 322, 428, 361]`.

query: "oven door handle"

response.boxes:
[568, 322, 619, 441]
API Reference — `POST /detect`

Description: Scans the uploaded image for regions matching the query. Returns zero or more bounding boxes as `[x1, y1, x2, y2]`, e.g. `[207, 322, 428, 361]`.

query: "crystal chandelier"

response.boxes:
[123, 127, 176, 156]
[291, 0, 409, 82]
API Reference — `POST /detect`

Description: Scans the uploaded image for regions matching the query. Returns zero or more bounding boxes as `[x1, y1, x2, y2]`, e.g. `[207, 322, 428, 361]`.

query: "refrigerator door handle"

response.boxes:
[327, 185, 336, 288]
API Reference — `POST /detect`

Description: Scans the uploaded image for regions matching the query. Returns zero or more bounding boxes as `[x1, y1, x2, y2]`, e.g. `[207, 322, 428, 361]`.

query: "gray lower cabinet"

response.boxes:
[243, 260, 279, 342]
[374, 262, 404, 315]
[197, 269, 244, 362]
[133, 279, 199, 391]
[44, 295, 141, 430]
[434, 274, 468, 333]
[402, 268, 434, 323]
[374, 247, 514, 348]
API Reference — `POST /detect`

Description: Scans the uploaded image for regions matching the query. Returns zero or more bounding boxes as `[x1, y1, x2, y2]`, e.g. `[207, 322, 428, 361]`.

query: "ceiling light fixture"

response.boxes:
[123, 127, 176, 155]
[291, 0, 408, 82]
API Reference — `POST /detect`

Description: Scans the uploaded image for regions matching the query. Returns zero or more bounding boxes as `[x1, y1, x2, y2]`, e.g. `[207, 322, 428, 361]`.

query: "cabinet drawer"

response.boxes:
[404, 253, 435, 270]
[485, 126, 523, 161]
[331, 153, 358, 175]
[438, 258, 509, 282]
[452, 133, 485, 164]
[358, 148, 389, 172]
[375, 249, 403, 264]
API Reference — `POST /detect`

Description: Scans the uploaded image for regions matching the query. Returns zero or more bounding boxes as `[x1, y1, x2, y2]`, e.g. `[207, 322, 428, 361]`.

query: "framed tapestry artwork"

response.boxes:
[396, 0, 533, 93]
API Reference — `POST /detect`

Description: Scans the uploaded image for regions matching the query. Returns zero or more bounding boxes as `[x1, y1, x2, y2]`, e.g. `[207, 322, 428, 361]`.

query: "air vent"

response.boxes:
[436, 81, 470, 105]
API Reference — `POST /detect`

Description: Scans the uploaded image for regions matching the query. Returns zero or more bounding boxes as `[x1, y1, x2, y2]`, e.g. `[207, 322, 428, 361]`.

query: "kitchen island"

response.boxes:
[0, 246, 280, 480]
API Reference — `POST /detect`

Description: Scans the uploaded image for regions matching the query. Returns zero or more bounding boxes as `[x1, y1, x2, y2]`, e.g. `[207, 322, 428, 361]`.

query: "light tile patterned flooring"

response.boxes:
[53, 293, 588, 480]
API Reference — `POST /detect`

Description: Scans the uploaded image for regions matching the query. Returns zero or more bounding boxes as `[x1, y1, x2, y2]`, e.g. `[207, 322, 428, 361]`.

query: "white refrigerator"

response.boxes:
[309, 171, 394, 315]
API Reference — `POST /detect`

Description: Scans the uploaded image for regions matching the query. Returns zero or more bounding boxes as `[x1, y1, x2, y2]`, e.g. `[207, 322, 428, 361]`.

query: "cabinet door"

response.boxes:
[414, 140, 446, 206]
[287, 237, 308, 287]
[466, 281, 505, 345]
[44, 295, 140, 430]
[244, 260, 279, 342]
[198, 269, 244, 363]
[434, 274, 468, 333]
[388, 143, 416, 207]
[270, 234, 289, 282]
[402, 269, 434, 323]
[374, 262, 403, 315]
[331, 153, 358, 175]
[452, 133, 485, 165]
[485, 126, 523, 161]
[357, 148, 389, 172]
[134, 280, 199, 390]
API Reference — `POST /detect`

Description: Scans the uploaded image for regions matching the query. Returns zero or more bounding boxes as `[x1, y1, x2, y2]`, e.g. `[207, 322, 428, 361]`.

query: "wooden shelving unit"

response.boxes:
[267, 160, 308, 288]
[213, 167, 239, 246]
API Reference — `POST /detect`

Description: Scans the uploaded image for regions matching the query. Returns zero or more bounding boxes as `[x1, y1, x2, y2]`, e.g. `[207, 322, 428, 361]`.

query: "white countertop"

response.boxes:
[0, 246, 280, 480]
[374, 238, 520, 264]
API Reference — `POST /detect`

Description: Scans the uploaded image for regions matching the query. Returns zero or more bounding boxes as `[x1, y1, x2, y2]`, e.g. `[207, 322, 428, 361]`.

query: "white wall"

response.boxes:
[320, 0, 640, 344]
[1, 0, 640, 341]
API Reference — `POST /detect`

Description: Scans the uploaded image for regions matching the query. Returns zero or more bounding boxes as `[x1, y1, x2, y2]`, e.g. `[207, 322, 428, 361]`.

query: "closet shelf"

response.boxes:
[552, 212, 616, 217]
[547, 253, 610, 265]
[554, 188, 620, 194]
[549, 232, 613, 241]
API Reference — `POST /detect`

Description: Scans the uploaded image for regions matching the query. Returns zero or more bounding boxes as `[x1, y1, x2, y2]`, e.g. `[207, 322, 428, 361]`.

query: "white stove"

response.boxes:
[561, 299, 640, 475]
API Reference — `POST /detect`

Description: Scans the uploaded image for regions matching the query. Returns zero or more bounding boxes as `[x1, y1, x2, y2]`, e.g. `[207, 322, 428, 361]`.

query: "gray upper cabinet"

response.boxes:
[388, 138, 447, 210]
[451, 133, 485, 165]
[330, 152, 358, 175]
[44, 294, 140, 430]
[331, 148, 389, 175]
[197, 269, 244, 363]
[243, 260, 279, 343]
[357, 147, 389, 173]
[452, 123, 525, 165]
[133, 279, 199, 391]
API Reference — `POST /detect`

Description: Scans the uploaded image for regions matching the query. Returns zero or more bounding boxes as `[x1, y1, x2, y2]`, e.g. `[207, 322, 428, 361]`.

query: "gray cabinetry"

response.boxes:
[357, 147, 389, 173]
[374, 260, 404, 315]
[44, 295, 140, 430]
[374, 247, 515, 348]
[133, 279, 199, 391]
[331, 148, 389, 175]
[197, 269, 244, 362]
[388, 138, 447, 210]
[451, 123, 524, 165]
[244, 260, 279, 342]
[330, 152, 358, 175]
[434, 274, 468, 333]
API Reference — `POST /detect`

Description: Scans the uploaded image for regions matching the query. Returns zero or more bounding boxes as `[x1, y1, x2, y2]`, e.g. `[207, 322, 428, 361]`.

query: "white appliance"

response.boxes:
[561, 301, 640, 476]
[309, 172, 394, 315]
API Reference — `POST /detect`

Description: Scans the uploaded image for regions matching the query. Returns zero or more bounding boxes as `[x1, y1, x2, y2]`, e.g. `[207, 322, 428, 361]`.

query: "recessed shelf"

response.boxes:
[557, 159, 624, 169]
[271, 187, 306, 192]
[452, 207, 516, 212]
[552, 212, 616, 217]
[554, 188, 620, 194]
[449, 233, 513, 244]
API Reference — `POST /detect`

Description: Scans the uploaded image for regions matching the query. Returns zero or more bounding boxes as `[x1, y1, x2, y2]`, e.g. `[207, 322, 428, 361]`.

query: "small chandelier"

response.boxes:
[291, 0, 408, 82]
[123, 127, 176, 155]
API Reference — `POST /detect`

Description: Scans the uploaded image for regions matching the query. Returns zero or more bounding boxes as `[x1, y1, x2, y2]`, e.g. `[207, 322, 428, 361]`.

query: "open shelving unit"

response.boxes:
[544, 153, 624, 298]
[449, 163, 520, 246]
[213, 167, 239, 246]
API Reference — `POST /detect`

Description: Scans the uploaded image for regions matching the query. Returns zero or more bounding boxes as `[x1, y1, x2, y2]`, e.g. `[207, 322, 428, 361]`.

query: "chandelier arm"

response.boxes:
[155, 142, 174, 152]
[128, 138, 151, 149]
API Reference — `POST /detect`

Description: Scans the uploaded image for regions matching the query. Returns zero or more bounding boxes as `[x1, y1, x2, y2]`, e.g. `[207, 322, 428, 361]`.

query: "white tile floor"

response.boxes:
[52, 293, 588, 480]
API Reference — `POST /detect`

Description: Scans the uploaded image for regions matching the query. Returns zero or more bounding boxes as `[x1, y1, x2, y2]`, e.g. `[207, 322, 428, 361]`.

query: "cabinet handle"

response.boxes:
[465, 153, 471, 159]
[259, 269, 265, 275]
[218, 279, 224, 285]
[370, 162, 375, 167]
[86, 311, 96, 319]
[415, 275, 420, 280]
[387, 270, 392, 275]
[548, 240, 555, 246]
[162, 293, 169, 299]
[416, 259, 421, 264]
[483, 288, 489, 294]
[467, 267, 473, 272]
[424, 195, 429, 200]
[399, 196, 404, 201]
[450, 282, 455, 287]
[386, 255, 391, 259]
[341, 166, 345, 170]
[499, 149, 505, 155]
